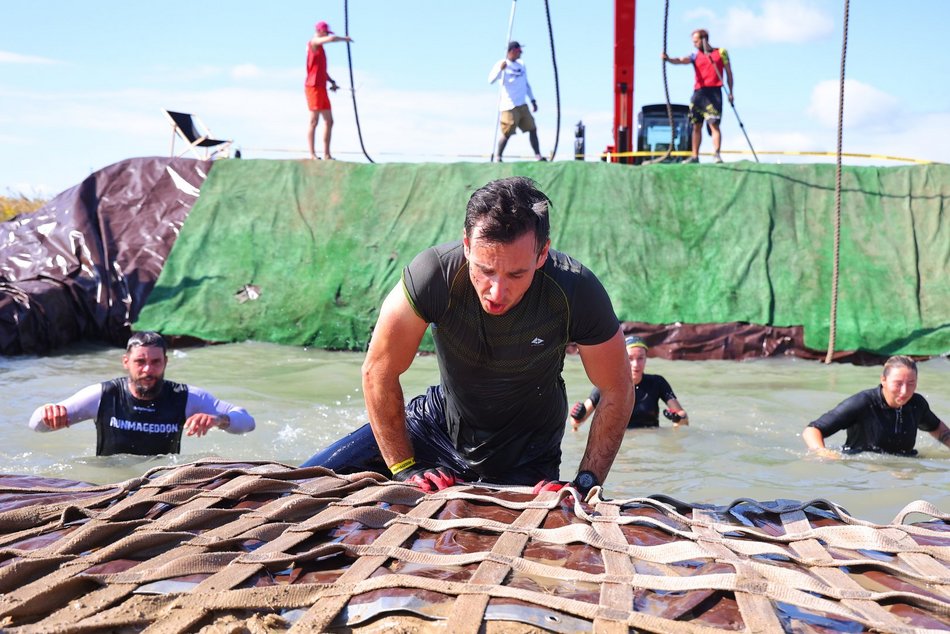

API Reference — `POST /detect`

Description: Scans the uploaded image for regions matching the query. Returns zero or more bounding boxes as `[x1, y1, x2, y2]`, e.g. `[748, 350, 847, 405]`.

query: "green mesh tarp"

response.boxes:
[135, 159, 950, 356]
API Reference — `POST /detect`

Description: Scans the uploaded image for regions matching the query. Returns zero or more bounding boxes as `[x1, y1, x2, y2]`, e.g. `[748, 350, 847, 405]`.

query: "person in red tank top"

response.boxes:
[662, 28, 734, 164]
[306, 21, 353, 160]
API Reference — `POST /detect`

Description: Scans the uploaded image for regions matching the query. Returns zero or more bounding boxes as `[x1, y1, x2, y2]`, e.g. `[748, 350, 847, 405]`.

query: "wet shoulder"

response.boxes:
[544, 248, 587, 277]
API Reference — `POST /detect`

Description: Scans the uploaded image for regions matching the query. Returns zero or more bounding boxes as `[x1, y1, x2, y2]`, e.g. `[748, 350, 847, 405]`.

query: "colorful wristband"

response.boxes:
[389, 456, 416, 476]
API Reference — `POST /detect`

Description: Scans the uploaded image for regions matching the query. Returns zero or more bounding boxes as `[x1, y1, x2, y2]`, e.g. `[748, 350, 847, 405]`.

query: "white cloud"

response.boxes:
[841, 111, 948, 165]
[0, 50, 58, 64]
[806, 79, 901, 130]
[720, 106, 947, 166]
[689, 1, 834, 48]
[684, 9, 716, 24]
[0, 65, 509, 173]
[231, 64, 263, 80]
[6, 182, 55, 198]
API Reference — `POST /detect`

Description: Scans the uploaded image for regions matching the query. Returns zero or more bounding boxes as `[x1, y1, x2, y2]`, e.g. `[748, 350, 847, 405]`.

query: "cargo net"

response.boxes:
[0, 460, 948, 633]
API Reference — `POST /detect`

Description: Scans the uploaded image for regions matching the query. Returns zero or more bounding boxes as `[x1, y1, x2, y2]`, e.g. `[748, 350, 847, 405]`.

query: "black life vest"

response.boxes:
[95, 378, 188, 456]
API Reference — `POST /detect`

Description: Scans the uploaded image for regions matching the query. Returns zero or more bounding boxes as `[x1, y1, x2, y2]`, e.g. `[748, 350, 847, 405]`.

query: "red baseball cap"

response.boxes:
[315, 21, 333, 34]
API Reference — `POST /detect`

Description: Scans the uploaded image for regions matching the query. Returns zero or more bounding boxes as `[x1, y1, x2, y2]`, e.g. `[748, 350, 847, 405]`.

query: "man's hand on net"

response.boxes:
[533, 471, 599, 499]
[532, 479, 568, 495]
[392, 462, 457, 492]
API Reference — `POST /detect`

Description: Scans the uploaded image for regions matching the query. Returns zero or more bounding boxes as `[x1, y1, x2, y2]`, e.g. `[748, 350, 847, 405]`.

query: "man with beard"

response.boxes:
[28, 331, 255, 456]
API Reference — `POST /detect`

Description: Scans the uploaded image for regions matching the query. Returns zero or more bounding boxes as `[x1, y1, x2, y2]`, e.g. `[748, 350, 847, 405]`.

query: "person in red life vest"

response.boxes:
[28, 331, 255, 456]
[306, 20, 353, 160]
[662, 28, 734, 164]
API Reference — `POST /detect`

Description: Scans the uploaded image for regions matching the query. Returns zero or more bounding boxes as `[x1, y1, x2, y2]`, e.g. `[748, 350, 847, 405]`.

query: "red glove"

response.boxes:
[392, 462, 457, 493]
[532, 479, 568, 495]
[534, 470, 600, 498]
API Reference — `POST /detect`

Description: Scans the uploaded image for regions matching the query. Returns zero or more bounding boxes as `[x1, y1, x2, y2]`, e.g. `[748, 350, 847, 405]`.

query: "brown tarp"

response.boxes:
[620, 321, 891, 365]
[0, 157, 212, 355]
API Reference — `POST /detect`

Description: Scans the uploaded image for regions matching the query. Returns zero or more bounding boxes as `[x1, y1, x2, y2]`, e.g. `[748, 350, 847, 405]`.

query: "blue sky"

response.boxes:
[2, 1, 948, 197]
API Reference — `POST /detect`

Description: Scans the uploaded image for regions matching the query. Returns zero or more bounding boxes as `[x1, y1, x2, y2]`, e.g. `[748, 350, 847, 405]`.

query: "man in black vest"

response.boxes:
[29, 331, 255, 456]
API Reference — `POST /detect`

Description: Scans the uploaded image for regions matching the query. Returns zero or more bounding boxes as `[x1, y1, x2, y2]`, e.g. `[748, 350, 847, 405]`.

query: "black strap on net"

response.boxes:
[543, 0, 561, 160]
[643, 0, 674, 165]
[825, 0, 849, 364]
[344, 0, 374, 163]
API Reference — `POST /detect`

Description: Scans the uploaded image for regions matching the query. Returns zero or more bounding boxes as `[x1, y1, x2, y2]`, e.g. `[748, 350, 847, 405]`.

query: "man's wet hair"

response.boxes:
[126, 331, 167, 354]
[883, 355, 917, 376]
[464, 177, 551, 254]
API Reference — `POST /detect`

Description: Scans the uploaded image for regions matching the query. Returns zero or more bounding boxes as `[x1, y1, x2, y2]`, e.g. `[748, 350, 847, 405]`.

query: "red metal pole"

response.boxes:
[613, 0, 636, 163]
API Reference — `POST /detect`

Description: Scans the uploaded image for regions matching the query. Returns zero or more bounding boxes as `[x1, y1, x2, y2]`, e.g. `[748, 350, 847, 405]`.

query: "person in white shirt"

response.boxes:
[488, 41, 546, 162]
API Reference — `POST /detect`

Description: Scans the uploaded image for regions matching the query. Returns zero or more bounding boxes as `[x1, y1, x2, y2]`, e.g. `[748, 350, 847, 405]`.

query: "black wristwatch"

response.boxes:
[573, 470, 599, 496]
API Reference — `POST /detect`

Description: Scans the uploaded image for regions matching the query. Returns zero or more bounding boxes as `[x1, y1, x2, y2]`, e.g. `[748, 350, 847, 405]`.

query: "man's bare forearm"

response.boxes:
[578, 389, 633, 482]
[362, 373, 413, 468]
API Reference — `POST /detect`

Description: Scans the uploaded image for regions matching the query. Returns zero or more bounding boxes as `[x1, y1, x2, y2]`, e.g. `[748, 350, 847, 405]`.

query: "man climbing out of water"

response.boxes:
[662, 28, 733, 164]
[802, 355, 950, 458]
[570, 335, 689, 430]
[302, 177, 634, 496]
[28, 331, 255, 456]
[306, 20, 353, 160]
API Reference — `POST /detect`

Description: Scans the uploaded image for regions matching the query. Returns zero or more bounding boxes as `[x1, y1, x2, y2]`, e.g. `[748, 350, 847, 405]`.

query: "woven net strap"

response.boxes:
[592, 500, 636, 634]
[444, 490, 556, 633]
[287, 497, 447, 632]
[782, 509, 916, 633]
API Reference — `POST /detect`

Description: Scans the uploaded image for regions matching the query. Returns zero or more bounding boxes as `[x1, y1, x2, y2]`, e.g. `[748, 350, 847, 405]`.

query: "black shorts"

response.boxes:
[300, 385, 559, 485]
[688, 87, 723, 125]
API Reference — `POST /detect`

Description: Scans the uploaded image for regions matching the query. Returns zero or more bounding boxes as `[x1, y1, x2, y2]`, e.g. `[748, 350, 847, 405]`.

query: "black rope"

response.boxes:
[344, 0, 374, 163]
[825, 0, 850, 364]
[543, 0, 560, 160]
[644, 0, 673, 165]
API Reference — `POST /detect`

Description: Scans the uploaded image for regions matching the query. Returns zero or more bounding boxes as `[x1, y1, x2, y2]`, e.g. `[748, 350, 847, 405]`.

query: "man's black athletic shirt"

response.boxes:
[403, 241, 619, 480]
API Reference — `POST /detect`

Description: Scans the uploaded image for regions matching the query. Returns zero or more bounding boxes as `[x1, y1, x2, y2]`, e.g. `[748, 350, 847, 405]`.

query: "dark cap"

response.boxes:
[507, 41, 523, 51]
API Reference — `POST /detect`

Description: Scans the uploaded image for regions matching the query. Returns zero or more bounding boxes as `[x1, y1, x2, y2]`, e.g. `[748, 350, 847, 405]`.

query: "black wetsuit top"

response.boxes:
[590, 373, 677, 428]
[95, 378, 189, 456]
[807, 386, 940, 455]
[403, 241, 619, 479]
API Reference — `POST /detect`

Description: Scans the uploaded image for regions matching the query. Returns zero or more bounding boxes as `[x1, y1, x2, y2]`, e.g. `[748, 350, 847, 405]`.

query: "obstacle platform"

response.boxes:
[1, 460, 948, 632]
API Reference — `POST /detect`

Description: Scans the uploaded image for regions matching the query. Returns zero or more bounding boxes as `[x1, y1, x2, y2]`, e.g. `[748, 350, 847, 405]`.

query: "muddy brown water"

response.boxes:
[2, 341, 947, 525]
